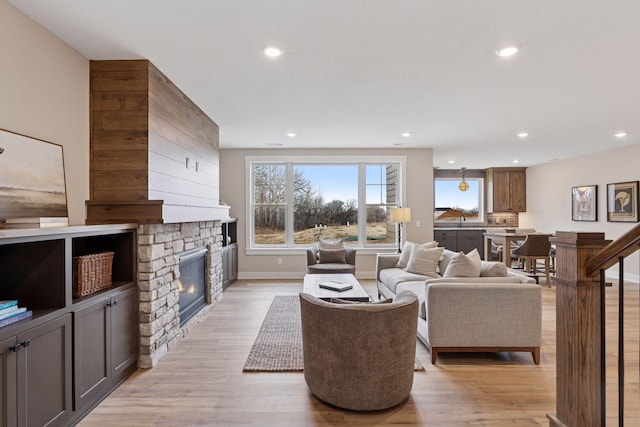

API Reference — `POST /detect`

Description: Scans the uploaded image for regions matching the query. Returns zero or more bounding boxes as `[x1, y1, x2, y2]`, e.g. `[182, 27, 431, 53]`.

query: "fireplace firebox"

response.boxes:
[178, 247, 208, 325]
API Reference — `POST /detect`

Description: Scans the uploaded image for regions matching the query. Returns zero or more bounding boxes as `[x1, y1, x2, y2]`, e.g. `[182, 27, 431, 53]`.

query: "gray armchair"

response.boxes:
[306, 246, 356, 274]
[299, 291, 419, 411]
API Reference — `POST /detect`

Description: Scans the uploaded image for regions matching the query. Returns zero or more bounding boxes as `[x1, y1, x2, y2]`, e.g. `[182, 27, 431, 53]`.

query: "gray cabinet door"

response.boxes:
[110, 287, 138, 383]
[457, 230, 484, 259]
[434, 230, 456, 251]
[0, 336, 18, 427]
[74, 297, 110, 414]
[19, 314, 72, 427]
[229, 243, 238, 283]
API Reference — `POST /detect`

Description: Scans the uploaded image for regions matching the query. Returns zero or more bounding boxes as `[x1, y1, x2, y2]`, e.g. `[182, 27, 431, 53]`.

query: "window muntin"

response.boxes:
[434, 178, 484, 223]
[249, 158, 403, 249]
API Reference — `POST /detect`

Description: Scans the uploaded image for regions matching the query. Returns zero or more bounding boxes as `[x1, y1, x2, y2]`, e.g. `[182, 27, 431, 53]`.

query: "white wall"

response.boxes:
[220, 148, 434, 279]
[0, 1, 89, 224]
[524, 143, 640, 282]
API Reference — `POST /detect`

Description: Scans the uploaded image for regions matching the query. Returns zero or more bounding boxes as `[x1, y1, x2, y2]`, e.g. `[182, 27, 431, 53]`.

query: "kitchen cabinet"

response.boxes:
[486, 167, 527, 212]
[433, 229, 485, 259]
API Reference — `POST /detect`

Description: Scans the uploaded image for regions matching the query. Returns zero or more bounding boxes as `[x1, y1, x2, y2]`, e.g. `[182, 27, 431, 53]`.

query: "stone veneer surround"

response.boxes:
[137, 221, 224, 368]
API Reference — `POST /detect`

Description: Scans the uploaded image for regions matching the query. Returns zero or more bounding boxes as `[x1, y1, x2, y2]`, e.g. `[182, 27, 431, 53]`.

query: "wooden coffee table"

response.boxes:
[302, 273, 371, 302]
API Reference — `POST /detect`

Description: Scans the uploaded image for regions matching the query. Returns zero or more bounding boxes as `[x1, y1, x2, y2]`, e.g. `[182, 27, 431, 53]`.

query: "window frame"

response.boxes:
[246, 155, 406, 254]
[433, 176, 485, 224]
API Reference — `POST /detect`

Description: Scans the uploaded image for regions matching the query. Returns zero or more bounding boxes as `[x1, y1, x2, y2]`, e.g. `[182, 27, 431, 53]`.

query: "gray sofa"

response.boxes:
[376, 249, 542, 364]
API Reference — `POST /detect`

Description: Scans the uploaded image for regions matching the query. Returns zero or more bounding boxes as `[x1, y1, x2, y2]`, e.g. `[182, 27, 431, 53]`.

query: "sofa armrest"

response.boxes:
[376, 254, 400, 281]
[306, 248, 318, 266]
[425, 283, 542, 348]
[344, 247, 357, 266]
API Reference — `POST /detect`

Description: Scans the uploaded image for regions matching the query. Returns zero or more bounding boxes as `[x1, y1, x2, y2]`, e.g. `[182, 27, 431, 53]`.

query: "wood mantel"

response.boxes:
[87, 59, 229, 224]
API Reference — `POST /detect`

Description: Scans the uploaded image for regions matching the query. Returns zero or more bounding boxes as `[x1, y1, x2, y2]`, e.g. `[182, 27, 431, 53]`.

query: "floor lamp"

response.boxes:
[390, 207, 411, 252]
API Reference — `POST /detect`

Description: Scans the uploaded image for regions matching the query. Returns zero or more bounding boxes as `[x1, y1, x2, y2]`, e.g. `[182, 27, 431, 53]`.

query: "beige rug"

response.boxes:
[242, 295, 425, 372]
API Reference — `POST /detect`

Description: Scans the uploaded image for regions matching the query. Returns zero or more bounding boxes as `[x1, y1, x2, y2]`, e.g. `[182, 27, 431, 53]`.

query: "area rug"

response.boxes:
[242, 295, 425, 372]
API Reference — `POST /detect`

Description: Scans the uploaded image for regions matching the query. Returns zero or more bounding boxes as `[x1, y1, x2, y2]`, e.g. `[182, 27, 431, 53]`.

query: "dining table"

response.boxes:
[483, 231, 529, 265]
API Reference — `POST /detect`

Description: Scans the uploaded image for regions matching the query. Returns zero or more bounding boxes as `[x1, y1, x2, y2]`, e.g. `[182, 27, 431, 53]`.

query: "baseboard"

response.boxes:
[238, 270, 377, 280]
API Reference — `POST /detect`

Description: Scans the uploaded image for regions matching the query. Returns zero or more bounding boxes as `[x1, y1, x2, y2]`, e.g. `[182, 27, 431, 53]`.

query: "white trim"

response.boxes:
[238, 270, 377, 280]
[245, 155, 407, 251]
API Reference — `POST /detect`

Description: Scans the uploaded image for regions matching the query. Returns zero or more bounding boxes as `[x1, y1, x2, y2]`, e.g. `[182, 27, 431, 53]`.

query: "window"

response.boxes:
[248, 156, 404, 250]
[434, 177, 484, 223]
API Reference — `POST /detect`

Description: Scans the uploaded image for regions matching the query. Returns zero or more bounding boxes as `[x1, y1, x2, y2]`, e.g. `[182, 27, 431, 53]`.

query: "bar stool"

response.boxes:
[513, 234, 552, 286]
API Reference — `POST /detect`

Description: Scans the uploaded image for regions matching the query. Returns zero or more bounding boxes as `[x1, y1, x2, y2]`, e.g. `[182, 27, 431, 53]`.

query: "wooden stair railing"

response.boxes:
[548, 224, 640, 427]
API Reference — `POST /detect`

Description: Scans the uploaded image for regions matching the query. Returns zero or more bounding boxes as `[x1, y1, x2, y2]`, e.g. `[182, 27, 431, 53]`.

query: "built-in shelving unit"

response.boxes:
[0, 224, 138, 426]
[222, 219, 238, 289]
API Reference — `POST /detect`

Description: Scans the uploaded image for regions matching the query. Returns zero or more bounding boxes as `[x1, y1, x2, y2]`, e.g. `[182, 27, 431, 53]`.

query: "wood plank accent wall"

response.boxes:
[87, 60, 228, 224]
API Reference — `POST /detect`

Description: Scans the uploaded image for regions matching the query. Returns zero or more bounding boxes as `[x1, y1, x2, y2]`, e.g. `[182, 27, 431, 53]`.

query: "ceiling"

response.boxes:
[8, 0, 640, 168]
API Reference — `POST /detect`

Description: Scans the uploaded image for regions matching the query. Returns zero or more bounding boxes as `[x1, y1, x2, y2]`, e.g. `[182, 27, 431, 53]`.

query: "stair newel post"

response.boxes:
[548, 231, 611, 427]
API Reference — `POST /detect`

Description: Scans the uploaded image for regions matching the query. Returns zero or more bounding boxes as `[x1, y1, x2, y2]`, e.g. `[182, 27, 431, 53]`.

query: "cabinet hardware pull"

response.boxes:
[10, 343, 22, 352]
[21, 339, 31, 348]
[106, 302, 113, 307]
[113, 300, 119, 306]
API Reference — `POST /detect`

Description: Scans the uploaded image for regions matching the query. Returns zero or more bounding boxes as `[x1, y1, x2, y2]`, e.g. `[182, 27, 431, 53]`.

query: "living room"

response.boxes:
[2, 1, 640, 425]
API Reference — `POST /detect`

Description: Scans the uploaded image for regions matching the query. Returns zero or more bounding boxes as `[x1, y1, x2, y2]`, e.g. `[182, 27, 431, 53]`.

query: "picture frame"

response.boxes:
[0, 128, 68, 223]
[572, 185, 597, 221]
[607, 181, 639, 223]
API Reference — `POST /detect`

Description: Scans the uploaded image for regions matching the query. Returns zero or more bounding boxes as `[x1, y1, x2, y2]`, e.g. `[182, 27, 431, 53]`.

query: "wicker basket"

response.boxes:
[73, 252, 114, 297]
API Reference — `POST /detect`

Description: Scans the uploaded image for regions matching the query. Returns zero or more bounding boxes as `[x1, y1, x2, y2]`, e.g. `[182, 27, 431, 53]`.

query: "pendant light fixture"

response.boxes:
[458, 167, 469, 192]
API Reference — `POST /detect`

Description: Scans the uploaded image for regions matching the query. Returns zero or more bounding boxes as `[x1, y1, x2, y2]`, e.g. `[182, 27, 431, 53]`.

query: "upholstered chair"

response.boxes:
[299, 291, 419, 411]
[513, 234, 552, 286]
[306, 246, 356, 274]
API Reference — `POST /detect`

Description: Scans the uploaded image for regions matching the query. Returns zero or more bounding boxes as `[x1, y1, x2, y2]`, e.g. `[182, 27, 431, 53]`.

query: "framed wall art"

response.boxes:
[572, 185, 597, 221]
[0, 128, 68, 224]
[606, 181, 639, 223]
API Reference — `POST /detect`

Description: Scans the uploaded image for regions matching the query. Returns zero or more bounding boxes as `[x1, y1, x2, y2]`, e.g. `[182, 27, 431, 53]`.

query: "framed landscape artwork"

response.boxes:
[0, 128, 68, 223]
[606, 181, 639, 223]
[572, 185, 597, 221]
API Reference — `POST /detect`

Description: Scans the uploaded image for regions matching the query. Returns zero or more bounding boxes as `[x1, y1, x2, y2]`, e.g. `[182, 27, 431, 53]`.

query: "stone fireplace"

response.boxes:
[137, 221, 224, 368]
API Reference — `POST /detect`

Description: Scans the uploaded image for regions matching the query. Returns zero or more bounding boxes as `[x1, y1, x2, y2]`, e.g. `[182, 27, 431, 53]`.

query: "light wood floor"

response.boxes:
[77, 278, 639, 426]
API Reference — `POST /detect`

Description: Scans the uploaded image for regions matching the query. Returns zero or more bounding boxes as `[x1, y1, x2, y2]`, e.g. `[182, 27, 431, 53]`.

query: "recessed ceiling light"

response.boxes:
[518, 132, 529, 138]
[512, 159, 520, 164]
[286, 132, 297, 138]
[448, 160, 455, 164]
[265, 143, 283, 146]
[401, 132, 412, 138]
[496, 46, 518, 57]
[263, 46, 283, 57]
[615, 132, 628, 138]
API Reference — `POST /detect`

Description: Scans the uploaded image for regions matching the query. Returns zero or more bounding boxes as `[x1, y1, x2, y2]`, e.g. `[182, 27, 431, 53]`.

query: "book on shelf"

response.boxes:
[318, 281, 353, 292]
[0, 300, 18, 311]
[0, 310, 32, 328]
[0, 304, 21, 317]
[0, 307, 27, 321]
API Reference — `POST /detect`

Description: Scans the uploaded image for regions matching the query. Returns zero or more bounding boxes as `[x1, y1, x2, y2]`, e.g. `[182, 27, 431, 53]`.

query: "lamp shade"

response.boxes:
[390, 207, 411, 223]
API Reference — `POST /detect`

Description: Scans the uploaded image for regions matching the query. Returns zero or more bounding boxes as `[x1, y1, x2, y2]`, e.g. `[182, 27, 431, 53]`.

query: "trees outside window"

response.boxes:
[249, 158, 403, 248]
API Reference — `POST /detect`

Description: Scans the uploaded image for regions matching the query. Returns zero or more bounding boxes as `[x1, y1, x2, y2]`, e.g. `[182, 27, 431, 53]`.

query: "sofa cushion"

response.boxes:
[379, 268, 429, 294]
[396, 240, 438, 268]
[405, 247, 444, 278]
[443, 249, 482, 278]
[319, 248, 346, 264]
[395, 281, 427, 320]
[480, 261, 508, 277]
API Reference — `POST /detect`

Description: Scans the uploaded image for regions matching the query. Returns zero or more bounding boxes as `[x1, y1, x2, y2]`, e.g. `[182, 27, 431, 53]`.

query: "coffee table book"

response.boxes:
[318, 281, 353, 292]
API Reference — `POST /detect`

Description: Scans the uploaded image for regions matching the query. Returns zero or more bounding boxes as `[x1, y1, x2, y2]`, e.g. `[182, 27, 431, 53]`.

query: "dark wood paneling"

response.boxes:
[88, 59, 222, 224]
[85, 201, 164, 224]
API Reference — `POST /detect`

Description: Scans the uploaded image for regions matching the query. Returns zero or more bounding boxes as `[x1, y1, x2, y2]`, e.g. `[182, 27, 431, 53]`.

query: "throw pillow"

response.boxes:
[318, 239, 344, 250]
[318, 248, 346, 264]
[396, 240, 438, 268]
[443, 249, 482, 278]
[404, 247, 444, 278]
[480, 261, 508, 277]
[438, 249, 458, 275]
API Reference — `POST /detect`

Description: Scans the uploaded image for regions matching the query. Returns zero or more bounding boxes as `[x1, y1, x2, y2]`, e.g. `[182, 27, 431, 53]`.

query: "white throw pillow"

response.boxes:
[395, 240, 437, 268]
[405, 247, 444, 278]
[480, 261, 508, 277]
[318, 238, 344, 250]
[443, 249, 482, 278]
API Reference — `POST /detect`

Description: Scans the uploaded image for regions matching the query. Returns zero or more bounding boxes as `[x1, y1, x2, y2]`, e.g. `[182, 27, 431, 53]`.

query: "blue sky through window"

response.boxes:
[295, 165, 358, 202]
[435, 179, 480, 211]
